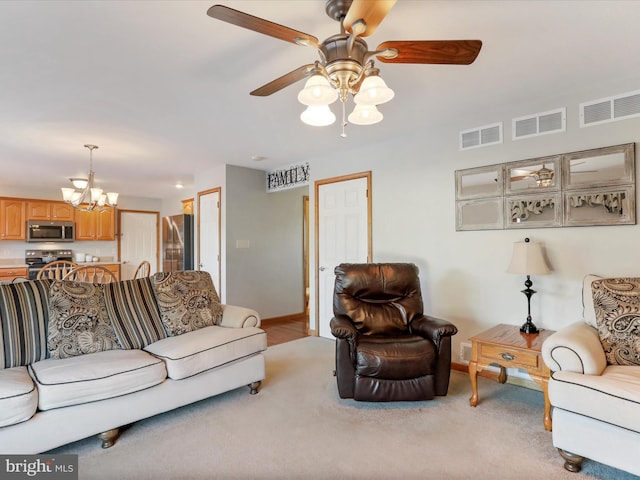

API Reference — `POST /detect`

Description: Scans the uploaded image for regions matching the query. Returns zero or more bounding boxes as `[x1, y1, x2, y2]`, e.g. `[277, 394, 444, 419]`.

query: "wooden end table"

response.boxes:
[468, 323, 555, 431]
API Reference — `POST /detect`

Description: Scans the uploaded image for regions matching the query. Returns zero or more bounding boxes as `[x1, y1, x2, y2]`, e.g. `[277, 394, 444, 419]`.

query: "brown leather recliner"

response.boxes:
[330, 263, 458, 402]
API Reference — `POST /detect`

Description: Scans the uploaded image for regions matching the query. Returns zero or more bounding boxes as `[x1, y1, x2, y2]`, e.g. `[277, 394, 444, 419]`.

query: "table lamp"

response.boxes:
[507, 237, 551, 334]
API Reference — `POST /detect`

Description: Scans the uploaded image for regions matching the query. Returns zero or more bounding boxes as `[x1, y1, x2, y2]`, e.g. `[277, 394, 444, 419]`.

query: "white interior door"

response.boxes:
[119, 211, 159, 280]
[198, 188, 221, 297]
[317, 175, 370, 338]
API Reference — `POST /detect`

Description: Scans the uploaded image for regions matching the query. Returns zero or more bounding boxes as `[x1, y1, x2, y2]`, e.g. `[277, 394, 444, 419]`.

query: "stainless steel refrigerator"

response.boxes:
[162, 214, 194, 272]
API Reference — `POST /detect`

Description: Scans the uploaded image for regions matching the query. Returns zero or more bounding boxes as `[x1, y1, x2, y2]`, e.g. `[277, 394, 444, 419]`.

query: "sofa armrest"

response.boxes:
[542, 322, 607, 375]
[410, 315, 458, 347]
[219, 304, 261, 328]
[330, 315, 359, 340]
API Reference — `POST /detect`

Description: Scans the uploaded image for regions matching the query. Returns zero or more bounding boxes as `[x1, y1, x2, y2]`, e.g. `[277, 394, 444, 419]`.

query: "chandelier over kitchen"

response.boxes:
[61, 144, 119, 211]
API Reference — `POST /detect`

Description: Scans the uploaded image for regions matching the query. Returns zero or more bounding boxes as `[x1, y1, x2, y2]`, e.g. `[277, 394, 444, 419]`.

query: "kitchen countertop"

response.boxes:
[74, 261, 121, 266]
[0, 263, 29, 269]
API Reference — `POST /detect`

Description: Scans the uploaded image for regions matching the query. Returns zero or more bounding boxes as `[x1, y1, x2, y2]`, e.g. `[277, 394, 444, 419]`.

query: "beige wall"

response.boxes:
[306, 80, 640, 367]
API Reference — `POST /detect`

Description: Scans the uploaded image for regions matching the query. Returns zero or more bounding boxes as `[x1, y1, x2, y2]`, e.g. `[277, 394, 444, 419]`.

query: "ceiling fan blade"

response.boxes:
[250, 64, 315, 96]
[344, 0, 397, 37]
[376, 40, 482, 64]
[510, 175, 530, 182]
[207, 5, 319, 48]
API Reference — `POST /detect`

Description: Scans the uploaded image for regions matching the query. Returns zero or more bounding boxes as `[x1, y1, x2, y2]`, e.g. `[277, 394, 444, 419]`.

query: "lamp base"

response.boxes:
[520, 320, 539, 334]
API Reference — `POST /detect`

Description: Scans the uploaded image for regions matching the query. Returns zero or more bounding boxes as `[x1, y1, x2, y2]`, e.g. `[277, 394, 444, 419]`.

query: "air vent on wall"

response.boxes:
[580, 89, 640, 127]
[512, 108, 566, 140]
[459, 122, 503, 150]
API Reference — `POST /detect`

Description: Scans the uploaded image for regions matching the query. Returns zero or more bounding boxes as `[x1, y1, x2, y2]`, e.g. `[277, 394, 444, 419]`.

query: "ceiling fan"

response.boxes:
[510, 162, 596, 187]
[207, 0, 482, 131]
[510, 165, 556, 186]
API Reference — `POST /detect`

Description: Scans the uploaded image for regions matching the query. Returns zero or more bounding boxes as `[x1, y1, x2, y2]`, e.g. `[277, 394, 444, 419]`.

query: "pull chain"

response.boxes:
[340, 100, 347, 138]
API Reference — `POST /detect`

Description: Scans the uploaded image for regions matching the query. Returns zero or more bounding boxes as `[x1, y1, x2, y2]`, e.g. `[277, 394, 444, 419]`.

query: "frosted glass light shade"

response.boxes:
[348, 104, 383, 125]
[507, 240, 551, 275]
[70, 191, 82, 206]
[106, 192, 119, 205]
[297, 75, 338, 106]
[300, 105, 336, 127]
[61, 188, 75, 202]
[90, 188, 103, 202]
[70, 178, 88, 189]
[354, 75, 394, 105]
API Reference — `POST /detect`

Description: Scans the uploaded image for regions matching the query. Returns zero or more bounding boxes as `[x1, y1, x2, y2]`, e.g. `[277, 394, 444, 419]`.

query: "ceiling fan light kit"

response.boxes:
[297, 74, 339, 106]
[207, 0, 481, 134]
[354, 71, 395, 106]
[300, 104, 337, 127]
[348, 104, 383, 125]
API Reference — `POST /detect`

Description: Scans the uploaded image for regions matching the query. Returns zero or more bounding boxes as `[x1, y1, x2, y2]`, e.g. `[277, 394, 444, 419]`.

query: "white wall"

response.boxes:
[307, 81, 640, 364]
[225, 165, 307, 318]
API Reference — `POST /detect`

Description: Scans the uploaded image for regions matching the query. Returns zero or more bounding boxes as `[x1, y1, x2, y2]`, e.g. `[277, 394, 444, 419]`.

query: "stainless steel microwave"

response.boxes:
[26, 220, 75, 242]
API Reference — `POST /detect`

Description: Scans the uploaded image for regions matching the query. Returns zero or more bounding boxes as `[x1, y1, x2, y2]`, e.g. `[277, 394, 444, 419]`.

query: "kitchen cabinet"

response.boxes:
[26, 200, 74, 221]
[102, 263, 120, 281]
[0, 267, 28, 281]
[75, 207, 116, 241]
[0, 199, 26, 240]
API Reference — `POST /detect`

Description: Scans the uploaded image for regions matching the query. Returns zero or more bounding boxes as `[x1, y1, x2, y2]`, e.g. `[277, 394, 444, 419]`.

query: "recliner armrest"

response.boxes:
[410, 315, 458, 346]
[330, 315, 359, 340]
[541, 322, 607, 375]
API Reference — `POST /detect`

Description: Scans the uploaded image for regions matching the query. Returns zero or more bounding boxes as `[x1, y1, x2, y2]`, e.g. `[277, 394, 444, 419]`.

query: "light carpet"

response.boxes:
[51, 336, 638, 480]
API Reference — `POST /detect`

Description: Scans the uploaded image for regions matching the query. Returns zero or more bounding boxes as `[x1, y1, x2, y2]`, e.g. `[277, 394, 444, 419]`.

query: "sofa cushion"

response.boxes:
[0, 366, 38, 427]
[29, 349, 167, 410]
[103, 277, 167, 349]
[0, 279, 51, 368]
[144, 325, 266, 380]
[151, 271, 223, 336]
[48, 281, 121, 359]
[591, 277, 640, 366]
[549, 365, 640, 434]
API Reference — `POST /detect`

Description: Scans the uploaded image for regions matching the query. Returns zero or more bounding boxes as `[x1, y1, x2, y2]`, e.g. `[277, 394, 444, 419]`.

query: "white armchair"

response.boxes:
[541, 275, 640, 476]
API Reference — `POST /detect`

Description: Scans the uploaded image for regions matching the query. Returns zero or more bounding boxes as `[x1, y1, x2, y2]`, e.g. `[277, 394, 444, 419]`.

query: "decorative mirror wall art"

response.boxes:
[507, 192, 562, 228]
[455, 143, 635, 231]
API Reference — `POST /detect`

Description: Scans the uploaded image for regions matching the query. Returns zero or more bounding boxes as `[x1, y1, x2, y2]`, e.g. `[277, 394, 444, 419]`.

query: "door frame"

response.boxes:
[116, 209, 161, 275]
[314, 171, 372, 336]
[197, 186, 222, 294]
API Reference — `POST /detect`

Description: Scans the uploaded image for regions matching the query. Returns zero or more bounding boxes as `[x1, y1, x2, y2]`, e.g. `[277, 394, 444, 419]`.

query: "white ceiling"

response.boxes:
[1, 0, 639, 199]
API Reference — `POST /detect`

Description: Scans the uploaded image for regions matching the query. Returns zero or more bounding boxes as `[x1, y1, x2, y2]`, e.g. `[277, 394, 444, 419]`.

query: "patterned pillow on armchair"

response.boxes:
[150, 271, 223, 336]
[591, 277, 640, 366]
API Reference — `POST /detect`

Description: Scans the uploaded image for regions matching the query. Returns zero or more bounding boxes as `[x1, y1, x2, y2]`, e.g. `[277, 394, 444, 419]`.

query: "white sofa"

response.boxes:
[541, 275, 640, 476]
[0, 271, 266, 454]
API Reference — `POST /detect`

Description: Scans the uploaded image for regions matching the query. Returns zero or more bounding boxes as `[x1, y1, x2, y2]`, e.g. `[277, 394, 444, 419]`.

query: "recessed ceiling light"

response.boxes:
[251, 155, 266, 161]
[175, 182, 183, 189]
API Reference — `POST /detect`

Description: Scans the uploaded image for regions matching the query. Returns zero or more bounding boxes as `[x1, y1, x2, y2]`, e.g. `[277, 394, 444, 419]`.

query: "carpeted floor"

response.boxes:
[51, 337, 638, 480]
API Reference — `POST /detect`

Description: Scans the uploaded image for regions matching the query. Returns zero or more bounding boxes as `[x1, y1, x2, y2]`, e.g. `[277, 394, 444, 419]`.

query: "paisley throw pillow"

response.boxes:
[48, 281, 121, 359]
[150, 271, 223, 336]
[591, 277, 640, 366]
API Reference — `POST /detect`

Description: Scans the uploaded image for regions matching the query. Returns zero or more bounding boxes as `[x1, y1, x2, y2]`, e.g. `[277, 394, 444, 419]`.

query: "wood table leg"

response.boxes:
[532, 375, 553, 431]
[469, 360, 479, 407]
[541, 378, 552, 431]
[497, 365, 507, 384]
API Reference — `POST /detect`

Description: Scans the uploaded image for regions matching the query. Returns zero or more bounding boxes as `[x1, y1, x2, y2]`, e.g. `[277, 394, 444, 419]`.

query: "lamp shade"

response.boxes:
[507, 239, 551, 275]
[297, 74, 338, 106]
[354, 75, 394, 105]
[300, 105, 336, 127]
[348, 104, 383, 125]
